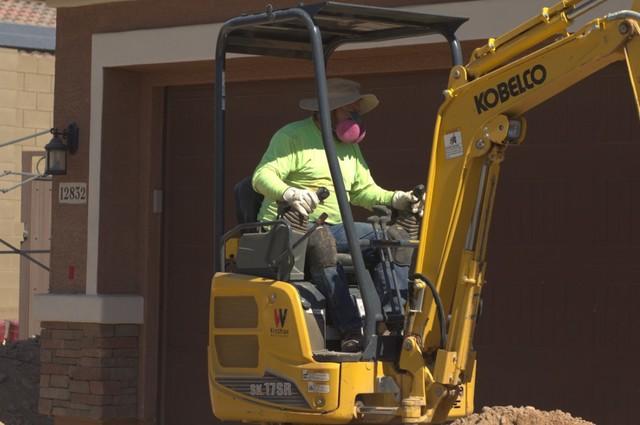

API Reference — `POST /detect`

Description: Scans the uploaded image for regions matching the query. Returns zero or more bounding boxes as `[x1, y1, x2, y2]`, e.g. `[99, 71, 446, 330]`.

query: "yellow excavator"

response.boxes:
[208, 0, 640, 423]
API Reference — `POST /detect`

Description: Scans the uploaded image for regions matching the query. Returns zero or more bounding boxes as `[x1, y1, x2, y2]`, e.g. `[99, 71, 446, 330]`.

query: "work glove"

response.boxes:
[391, 190, 424, 216]
[282, 187, 320, 217]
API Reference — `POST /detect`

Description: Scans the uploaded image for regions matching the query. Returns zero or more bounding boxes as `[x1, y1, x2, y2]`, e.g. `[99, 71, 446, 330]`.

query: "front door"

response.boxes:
[160, 85, 218, 425]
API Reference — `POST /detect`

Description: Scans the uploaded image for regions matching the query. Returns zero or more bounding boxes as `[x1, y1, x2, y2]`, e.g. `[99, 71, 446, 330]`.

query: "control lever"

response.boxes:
[272, 187, 331, 266]
[380, 214, 404, 315]
[316, 187, 330, 202]
[287, 187, 330, 250]
[367, 205, 403, 317]
[278, 187, 330, 232]
[412, 184, 425, 200]
[372, 205, 392, 218]
[393, 184, 425, 240]
[278, 187, 330, 217]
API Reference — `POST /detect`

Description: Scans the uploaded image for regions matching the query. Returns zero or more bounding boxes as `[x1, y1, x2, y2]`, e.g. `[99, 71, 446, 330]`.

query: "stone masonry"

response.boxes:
[38, 322, 139, 421]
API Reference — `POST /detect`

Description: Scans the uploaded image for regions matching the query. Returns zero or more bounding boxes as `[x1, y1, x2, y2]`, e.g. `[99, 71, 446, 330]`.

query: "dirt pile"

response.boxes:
[0, 338, 52, 425]
[451, 406, 594, 425]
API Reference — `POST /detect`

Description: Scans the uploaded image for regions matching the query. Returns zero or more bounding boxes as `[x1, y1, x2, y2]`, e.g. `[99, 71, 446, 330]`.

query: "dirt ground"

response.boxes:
[0, 341, 594, 425]
[451, 406, 595, 425]
[0, 338, 52, 425]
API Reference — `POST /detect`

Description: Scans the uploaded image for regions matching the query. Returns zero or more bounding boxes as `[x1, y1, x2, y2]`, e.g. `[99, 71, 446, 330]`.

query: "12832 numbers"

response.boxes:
[59, 183, 87, 204]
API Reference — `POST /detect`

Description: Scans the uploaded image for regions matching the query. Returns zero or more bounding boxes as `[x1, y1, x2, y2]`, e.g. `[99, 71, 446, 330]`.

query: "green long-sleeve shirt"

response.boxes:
[252, 117, 394, 224]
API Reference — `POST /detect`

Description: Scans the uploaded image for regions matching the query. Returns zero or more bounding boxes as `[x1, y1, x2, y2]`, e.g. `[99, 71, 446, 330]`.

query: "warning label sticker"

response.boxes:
[302, 370, 330, 382]
[307, 382, 330, 394]
[444, 131, 464, 159]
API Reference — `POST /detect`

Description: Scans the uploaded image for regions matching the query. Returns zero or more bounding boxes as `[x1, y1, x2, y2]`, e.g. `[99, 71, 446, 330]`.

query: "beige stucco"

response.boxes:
[0, 47, 54, 321]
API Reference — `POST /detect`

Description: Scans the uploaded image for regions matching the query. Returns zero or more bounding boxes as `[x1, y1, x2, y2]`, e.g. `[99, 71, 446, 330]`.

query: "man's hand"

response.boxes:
[282, 187, 320, 217]
[391, 190, 424, 215]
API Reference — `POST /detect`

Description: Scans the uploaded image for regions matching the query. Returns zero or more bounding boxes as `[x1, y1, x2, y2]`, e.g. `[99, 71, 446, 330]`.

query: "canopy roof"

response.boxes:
[225, 1, 468, 59]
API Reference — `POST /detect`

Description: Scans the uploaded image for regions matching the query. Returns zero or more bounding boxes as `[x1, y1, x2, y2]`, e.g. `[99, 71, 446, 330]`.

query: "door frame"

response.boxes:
[19, 151, 51, 339]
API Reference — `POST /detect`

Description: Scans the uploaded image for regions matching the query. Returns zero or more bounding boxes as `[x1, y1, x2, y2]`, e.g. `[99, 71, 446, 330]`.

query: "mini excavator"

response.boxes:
[208, 0, 640, 423]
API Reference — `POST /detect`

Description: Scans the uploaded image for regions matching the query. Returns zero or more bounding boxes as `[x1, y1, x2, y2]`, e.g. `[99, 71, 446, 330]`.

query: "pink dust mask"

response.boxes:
[335, 112, 366, 144]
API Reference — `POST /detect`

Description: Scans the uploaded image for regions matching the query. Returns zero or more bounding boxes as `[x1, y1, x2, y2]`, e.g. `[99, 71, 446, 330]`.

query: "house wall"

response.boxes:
[0, 47, 53, 321]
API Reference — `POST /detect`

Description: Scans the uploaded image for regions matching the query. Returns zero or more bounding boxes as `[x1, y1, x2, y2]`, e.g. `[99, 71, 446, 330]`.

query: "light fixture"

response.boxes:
[45, 123, 78, 176]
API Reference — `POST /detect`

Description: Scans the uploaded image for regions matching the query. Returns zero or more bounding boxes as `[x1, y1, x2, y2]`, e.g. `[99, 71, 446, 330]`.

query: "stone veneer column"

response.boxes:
[38, 321, 139, 423]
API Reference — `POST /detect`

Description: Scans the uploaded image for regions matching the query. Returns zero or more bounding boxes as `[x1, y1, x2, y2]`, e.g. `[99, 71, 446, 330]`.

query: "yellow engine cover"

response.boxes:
[208, 272, 374, 424]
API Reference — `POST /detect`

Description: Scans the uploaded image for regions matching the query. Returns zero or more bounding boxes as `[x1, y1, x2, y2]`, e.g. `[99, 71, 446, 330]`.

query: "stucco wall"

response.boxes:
[0, 47, 53, 320]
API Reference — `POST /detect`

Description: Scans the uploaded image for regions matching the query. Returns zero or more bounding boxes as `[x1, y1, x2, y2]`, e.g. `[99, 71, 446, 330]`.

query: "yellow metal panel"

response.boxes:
[433, 350, 457, 385]
[445, 353, 476, 420]
[214, 296, 257, 328]
[224, 236, 239, 260]
[468, 14, 570, 78]
[214, 335, 259, 367]
[209, 273, 349, 423]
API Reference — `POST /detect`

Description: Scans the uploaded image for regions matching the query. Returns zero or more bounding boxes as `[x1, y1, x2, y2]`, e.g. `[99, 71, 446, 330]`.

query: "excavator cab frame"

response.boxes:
[213, 1, 468, 358]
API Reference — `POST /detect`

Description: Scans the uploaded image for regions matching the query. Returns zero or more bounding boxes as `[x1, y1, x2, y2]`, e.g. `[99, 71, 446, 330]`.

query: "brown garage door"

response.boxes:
[161, 85, 217, 425]
[160, 64, 639, 425]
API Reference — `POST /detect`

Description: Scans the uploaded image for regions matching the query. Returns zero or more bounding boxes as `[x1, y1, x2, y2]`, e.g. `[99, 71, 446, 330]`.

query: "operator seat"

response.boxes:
[234, 176, 264, 224]
[232, 176, 363, 352]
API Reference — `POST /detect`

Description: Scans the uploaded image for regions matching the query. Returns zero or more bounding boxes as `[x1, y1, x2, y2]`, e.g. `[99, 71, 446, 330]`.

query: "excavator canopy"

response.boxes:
[224, 1, 468, 59]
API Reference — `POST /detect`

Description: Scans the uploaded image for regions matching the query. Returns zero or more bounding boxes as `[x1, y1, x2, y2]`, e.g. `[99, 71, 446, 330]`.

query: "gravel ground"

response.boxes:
[0, 338, 51, 425]
[451, 406, 595, 425]
[0, 341, 594, 425]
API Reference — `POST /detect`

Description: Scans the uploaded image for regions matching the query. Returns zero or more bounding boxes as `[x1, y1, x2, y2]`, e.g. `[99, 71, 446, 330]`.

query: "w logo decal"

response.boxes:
[274, 308, 288, 328]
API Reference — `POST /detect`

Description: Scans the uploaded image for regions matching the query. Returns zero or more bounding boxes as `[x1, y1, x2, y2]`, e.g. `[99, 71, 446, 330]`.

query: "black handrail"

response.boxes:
[214, 8, 383, 358]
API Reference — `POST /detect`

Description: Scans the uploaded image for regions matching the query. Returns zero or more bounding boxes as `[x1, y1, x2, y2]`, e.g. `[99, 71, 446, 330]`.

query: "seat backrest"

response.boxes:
[234, 176, 264, 224]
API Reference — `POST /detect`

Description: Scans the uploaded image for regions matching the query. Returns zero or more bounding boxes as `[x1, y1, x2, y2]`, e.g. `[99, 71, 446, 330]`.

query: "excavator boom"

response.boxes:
[407, 2, 640, 415]
[627, 20, 640, 116]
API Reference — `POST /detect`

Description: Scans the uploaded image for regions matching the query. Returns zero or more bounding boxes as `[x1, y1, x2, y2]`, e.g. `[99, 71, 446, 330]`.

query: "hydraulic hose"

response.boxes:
[411, 273, 448, 350]
[604, 10, 640, 21]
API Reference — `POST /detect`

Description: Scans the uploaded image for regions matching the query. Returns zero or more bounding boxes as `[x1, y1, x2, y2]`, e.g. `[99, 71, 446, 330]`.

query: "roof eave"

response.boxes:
[44, 0, 133, 8]
[0, 22, 55, 51]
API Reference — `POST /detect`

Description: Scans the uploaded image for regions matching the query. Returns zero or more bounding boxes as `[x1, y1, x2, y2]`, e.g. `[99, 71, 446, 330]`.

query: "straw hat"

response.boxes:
[299, 78, 379, 114]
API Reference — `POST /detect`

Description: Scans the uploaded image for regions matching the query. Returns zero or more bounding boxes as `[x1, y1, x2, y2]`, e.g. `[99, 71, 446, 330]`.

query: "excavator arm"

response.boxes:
[627, 13, 640, 110]
[401, 1, 640, 421]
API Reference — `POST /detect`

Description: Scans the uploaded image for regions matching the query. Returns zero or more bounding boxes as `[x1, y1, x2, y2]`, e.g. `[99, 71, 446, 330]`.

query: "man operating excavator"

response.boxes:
[252, 78, 422, 352]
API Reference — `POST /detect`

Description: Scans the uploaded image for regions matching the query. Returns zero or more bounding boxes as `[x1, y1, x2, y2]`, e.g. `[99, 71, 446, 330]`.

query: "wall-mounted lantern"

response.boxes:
[45, 123, 79, 176]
